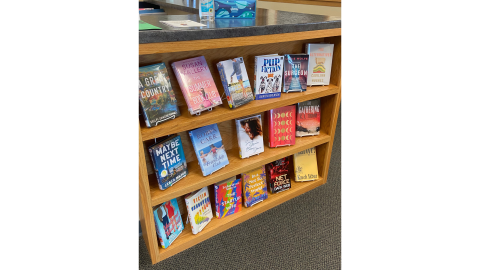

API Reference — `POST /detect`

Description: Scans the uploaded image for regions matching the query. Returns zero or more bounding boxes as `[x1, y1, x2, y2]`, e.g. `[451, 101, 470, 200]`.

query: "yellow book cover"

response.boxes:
[293, 147, 319, 182]
[241, 165, 268, 207]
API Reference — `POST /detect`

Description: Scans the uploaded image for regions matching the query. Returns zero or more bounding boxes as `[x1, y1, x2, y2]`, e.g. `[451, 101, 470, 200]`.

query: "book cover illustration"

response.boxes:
[254, 54, 284, 100]
[266, 157, 292, 194]
[235, 114, 265, 158]
[296, 99, 321, 137]
[215, 0, 256, 18]
[305, 44, 334, 86]
[148, 135, 188, 190]
[189, 124, 229, 176]
[293, 147, 319, 182]
[152, 198, 184, 249]
[185, 186, 213, 234]
[217, 57, 254, 109]
[214, 176, 242, 218]
[283, 54, 309, 92]
[242, 165, 268, 207]
[267, 105, 296, 147]
[139, 63, 180, 127]
[171, 56, 222, 115]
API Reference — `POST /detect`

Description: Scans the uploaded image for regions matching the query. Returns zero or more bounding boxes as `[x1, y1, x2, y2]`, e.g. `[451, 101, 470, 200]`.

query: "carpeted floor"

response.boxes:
[140, 109, 341, 270]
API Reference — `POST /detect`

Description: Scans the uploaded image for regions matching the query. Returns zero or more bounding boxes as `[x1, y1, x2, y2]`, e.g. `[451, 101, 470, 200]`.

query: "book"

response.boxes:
[148, 135, 188, 190]
[171, 56, 222, 115]
[160, 20, 207, 28]
[242, 165, 268, 207]
[214, 176, 242, 218]
[184, 186, 213, 234]
[296, 99, 321, 137]
[293, 147, 319, 182]
[189, 124, 229, 176]
[139, 63, 180, 127]
[266, 105, 296, 147]
[235, 114, 265, 158]
[283, 54, 309, 92]
[215, 0, 256, 18]
[266, 157, 292, 194]
[139, 20, 162, 30]
[216, 57, 254, 109]
[152, 198, 184, 249]
[254, 54, 284, 100]
[305, 43, 334, 86]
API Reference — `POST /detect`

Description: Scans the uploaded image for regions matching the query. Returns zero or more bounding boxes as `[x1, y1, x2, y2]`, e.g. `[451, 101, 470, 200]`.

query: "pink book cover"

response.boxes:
[171, 56, 222, 115]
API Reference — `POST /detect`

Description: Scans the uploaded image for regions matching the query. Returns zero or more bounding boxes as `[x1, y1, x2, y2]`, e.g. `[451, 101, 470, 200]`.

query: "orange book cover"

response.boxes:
[293, 147, 319, 182]
[241, 165, 268, 207]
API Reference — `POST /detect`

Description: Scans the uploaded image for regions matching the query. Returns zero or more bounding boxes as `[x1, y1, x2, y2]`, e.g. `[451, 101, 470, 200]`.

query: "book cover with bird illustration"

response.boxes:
[305, 43, 334, 86]
[283, 54, 309, 92]
[185, 186, 213, 234]
[296, 99, 321, 137]
[217, 57, 254, 109]
[189, 123, 229, 176]
[214, 176, 242, 218]
[152, 198, 184, 249]
[266, 105, 296, 147]
[266, 157, 292, 194]
[242, 165, 268, 207]
[235, 114, 264, 158]
[293, 147, 319, 182]
[254, 54, 284, 100]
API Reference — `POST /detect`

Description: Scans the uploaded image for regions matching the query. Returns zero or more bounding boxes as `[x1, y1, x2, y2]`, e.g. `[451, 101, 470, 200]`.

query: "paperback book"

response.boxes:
[267, 105, 296, 147]
[148, 135, 188, 190]
[139, 63, 180, 127]
[266, 157, 292, 194]
[215, 0, 256, 18]
[242, 165, 268, 207]
[283, 54, 309, 92]
[171, 56, 222, 115]
[296, 99, 321, 137]
[153, 198, 184, 249]
[254, 54, 284, 100]
[293, 147, 319, 182]
[235, 114, 264, 158]
[305, 43, 334, 86]
[214, 176, 242, 218]
[185, 186, 213, 234]
[189, 123, 229, 176]
[217, 57, 254, 109]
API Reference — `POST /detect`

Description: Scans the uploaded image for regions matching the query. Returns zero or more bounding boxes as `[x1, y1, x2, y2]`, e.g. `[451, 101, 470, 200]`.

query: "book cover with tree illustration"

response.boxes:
[305, 43, 334, 86]
[293, 147, 319, 182]
[242, 165, 268, 207]
[152, 198, 184, 249]
[296, 99, 321, 137]
[185, 187, 213, 234]
[214, 176, 242, 218]
[266, 157, 292, 194]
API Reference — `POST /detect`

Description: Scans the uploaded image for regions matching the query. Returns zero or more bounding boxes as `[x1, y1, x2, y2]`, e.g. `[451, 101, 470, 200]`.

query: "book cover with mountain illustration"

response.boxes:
[217, 57, 254, 109]
[214, 176, 242, 218]
[267, 105, 296, 147]
[283, 54, 309, 92]
[296, 99, 321, 137]
[242, 165, 268, 207]
[185, 187, 213, 234]
[266, 157, 292, 194]
[293, 147, 319, 182]
[235, 114, 264, 158]
[305, 44, 334, 86]
[189, 123, 229, 176]
[152, 198, 184, 249]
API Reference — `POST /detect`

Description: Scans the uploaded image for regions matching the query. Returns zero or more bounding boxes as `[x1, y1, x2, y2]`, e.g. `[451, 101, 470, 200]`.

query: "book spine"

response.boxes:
[253, 57, 257, 99]
[188, 131, 204, 174]
[172, 62, 193, 114]
[215, 185, 220, 218]
[235, 119, 243, 158]
[141, 106, 151, 128]
[268, 110, 274, 147]
[217, 63, 234, 109]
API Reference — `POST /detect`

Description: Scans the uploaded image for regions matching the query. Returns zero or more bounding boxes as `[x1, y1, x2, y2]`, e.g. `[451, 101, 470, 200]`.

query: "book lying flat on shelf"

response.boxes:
[267, 105, 296, 147]
[283, 54, 309, 92]
[139, 63, 180, 127]
[305, 43, 334, 86]
[153, 198, 184, 249]
[215, 0, 257, 18]
[217, 57, 254, 109]
[235, 114, 265, 158]
[185, 186, 213, 234]
[296, 99, 321, 137]
[266, 157, 292, 194]
[139, 20, 162, 30]
[160, 20, 206, 28]
[293, 147, 319, 182]
[214, 176, 242, 218]
[254, 54, 284, 100]
[148, 135, 188, 190]
[242, 165, 268, 207]
[189, 123, 229, 176]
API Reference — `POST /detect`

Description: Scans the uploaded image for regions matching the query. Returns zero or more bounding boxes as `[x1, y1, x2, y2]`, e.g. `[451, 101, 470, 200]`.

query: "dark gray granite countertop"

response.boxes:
[139, 8, 341, 44]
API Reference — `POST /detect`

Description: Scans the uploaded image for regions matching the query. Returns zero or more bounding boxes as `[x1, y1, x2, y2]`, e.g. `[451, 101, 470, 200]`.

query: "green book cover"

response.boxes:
[139, 20, 162, 31]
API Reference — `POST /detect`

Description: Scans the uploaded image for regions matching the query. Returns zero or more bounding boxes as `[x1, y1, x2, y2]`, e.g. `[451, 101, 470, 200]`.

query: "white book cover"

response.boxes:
[235, 114, 265, 159]
[254, 54, 284, 100]
[305, 44, 334, 86]
[184, 186, 213, 234]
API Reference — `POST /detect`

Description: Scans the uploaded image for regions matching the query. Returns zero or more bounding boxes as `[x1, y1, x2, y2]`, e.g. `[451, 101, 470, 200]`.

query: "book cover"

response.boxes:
[283, 54, 309, 92]
[267, 105, 296, 147]
[216, 57, 254, 109]
[139, 63, 180, 127]
[242, 165, 268, 207]
[293, 147, 319, 182]
[305, 44, 334, 86]
[152, 198, 184, 249]
[185, 187, 213, 234]
[254, 55, 284, 100]
[266, 157, 292, 194]
[215, 0, 256, 18]
[214, 176, 242, 218]
[148, 135, 188, 190]
[189, 124, 229, 176]
[235, 114, 265, 158]
[296, 99, 321, 137]
[171, 56, 222, 115]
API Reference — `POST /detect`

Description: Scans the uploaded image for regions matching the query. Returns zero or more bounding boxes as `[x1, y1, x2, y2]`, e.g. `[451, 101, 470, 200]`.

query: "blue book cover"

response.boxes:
[148, 135, 188, 190]
[189, 124, 230, 176]
[217, 57, 254, 109]
[153, 198, 184, 249]
[215, 0, 256, 18]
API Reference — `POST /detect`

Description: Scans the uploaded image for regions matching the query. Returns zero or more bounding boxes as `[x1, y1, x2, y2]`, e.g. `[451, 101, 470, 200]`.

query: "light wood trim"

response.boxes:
[260, 0, 341, 7]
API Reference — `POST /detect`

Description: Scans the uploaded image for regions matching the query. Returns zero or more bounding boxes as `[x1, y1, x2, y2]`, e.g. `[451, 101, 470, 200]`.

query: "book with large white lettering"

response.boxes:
[253, 54, 284, 100]
[189, 123, 229, 176]
[235, 114, 265, 159]
[139, 63, 181, 127]
[305, 43, 334, 86]
[296, 98, 321, 137]
[148, 135, 188, 190]
[283, 54, 309, 92]
[266, 157, 292, 194]
[184, 186, 213, 235]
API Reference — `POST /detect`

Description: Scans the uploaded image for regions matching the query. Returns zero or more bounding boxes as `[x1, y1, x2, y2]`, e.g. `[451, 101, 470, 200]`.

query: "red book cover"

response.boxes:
[296, 98, 321, 137]
[266, 157, 292, 194]
[268, 105, 296, 147]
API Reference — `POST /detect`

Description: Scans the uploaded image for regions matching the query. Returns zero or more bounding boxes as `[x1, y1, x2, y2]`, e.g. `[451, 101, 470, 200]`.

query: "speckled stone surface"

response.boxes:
[139, 8, 341, 44]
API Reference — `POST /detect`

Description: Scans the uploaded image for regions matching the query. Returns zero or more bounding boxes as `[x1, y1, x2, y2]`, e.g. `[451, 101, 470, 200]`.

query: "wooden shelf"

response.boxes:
[141, 84, 339, 141]
[149, 132, 331, 206]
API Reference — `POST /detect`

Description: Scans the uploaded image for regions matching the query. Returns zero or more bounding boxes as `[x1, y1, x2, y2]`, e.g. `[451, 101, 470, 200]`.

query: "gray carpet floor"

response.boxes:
[140, 109, 341, 270]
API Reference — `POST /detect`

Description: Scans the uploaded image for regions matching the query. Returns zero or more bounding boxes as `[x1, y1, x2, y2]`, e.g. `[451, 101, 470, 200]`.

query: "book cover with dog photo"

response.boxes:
[253, 54, 284, 100]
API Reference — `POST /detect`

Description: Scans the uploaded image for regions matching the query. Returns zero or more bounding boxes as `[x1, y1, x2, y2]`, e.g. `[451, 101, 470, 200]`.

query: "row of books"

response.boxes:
[148, 99, 321, 190]
[139, 43, 334, 127]
[153, 149, 319, 249]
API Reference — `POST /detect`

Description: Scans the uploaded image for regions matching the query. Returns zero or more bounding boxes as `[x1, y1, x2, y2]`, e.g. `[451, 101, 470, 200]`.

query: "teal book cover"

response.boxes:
[153, 198, 184, 249]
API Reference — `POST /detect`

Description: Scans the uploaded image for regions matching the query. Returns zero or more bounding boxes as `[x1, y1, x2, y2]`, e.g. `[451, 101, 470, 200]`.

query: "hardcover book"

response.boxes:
[148, 135, 188, 190]
[152, 198, 184, 249]
[171, 56, 222, 115]
[139, 63, 180, 127]
[215, 0, 256, 18]
[266, 157, 292, 194]
[283, 54, 309, 92]
[185, 186, 213, 234]
[242, 165, 268, 207]
[214, 176, 242, 218]
[293, 147, 319, 182]
[235, 114, 265, 158]
[217, 57, 254, 109]
[305, 43, 334, 86]
[189, 123, 229, 176]
[254, 54, 284, 100]
[267, 105, 296, 147]
[296, 99, 321, 137]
